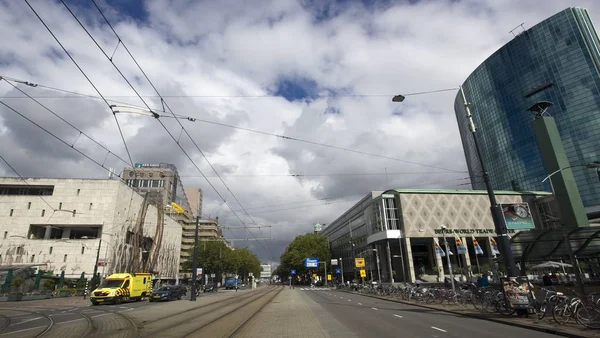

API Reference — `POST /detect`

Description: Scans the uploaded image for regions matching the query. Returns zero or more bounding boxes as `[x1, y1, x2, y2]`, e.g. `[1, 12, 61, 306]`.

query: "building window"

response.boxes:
[81, 246, 85, 254]
[31, 255, 35, 262]
[89, 203, 93, 210]
[28, 202, 31, 209]
[58, 202, 62, 210]
[77, 189, 80, 196]
[49, 247, 53, 254]
[3, 231, 7, 239]
[41, 209, 45, 217]
[9, 209, 14, 217]
[63, 254, 67, 262]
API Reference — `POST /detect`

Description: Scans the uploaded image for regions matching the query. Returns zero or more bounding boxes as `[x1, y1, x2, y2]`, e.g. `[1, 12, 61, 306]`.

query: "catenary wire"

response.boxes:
[62, 0, 273, 258]
[23, 0, 134, 170]
[0, 155, 56, 211]
[0, 76, 467, 174]
[0, 87, 459, 99]
[0, 78, 131, 168]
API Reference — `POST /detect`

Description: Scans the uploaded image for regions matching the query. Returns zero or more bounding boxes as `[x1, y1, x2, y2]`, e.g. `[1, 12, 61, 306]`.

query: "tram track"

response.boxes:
[0, 308, 54, 337]
[143, 286, 278, 336]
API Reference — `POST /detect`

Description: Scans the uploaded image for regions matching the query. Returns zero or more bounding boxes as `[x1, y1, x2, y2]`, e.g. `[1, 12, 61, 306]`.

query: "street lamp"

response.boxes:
[393, 86, 519, 279]
[339, 257, 344, 284]
[440, 224, 456, 293]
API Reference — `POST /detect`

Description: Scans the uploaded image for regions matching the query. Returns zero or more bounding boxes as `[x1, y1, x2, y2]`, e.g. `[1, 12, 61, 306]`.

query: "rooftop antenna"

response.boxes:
[510, 23, 526, 37]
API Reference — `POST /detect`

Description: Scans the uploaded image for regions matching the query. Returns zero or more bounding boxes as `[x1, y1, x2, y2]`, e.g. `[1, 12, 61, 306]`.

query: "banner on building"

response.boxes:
[472, 236, 484, 255]
[489, 237, 501, 255]
[433, 238, 446, 257]
[454, 234, 467, 254]
[171, 202, 185, 213]
[501, 203, 535, 229]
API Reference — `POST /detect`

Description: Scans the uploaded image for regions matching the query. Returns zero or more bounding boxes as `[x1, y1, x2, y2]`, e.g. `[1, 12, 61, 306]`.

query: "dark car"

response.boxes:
[150, 286, 181, 302]
[203, 283, 217, 292]
[173, 284, 187, 297]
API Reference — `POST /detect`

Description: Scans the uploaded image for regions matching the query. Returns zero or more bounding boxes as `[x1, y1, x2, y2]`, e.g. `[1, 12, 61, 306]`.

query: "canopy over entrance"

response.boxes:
[510, 226, 600, 262]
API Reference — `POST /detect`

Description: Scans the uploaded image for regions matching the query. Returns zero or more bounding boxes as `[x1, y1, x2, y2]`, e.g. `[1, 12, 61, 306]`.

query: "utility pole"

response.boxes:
[92, 238, 102, 289]
[190, 215, 200, 301]
[460, 86, 518, 278]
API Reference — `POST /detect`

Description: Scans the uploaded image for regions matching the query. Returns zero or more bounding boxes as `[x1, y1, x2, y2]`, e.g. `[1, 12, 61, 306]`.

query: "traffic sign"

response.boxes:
[335, 268, 341, 274]
[304, 258, 319, 268]
[327, 274, 332, 281]
[290, 269, 297, 275]
[355, 258, 365, 268]
[359, 269, 367, 278]
[330, 259, 338, 266]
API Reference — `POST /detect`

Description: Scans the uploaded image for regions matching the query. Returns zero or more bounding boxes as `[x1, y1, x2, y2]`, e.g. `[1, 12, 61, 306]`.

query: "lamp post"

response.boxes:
[339, 257, 344, 284]
[190, 215, 200, 301]
[393, 87, 519, 279]
[440, 224, 456, 293]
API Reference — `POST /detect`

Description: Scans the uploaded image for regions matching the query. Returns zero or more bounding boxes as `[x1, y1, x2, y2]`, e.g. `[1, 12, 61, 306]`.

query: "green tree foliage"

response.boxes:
[274, 233, 329, 280]
[182, 241, 262, 280]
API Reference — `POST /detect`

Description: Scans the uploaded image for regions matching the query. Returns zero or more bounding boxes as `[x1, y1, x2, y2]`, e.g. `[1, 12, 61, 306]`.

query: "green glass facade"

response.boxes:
[455, 7, 600, 214]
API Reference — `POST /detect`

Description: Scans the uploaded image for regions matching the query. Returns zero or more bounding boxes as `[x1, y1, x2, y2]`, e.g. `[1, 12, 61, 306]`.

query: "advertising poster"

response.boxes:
[501, 203, 535, 229]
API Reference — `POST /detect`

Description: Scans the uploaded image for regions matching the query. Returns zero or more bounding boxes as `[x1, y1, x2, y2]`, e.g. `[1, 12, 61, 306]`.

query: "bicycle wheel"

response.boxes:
[552, 304, 571, 325]
[576, 305, 600, 329]
[537, 301, 547, 320]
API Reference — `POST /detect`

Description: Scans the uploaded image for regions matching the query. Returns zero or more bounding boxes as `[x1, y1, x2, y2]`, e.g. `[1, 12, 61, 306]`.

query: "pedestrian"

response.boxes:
[542, 273, 553, 287]
[480, 273, 489, 287]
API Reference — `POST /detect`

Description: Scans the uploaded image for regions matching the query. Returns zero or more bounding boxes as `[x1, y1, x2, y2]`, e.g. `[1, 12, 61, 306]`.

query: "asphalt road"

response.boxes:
[301, 288, 558, 338]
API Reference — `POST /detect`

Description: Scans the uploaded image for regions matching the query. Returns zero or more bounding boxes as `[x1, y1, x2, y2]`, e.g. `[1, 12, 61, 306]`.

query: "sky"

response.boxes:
[2, 0, 600, 265]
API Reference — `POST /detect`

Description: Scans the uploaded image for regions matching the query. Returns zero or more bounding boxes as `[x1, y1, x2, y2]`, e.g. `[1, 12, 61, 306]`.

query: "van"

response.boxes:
[90, 273, 152, 305]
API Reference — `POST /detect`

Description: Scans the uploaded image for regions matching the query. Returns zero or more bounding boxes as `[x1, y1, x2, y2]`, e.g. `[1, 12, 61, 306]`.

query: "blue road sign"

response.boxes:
[335, 268, 341, 274]
[290, 269, 296, 275]
[304, 258, 319, 268]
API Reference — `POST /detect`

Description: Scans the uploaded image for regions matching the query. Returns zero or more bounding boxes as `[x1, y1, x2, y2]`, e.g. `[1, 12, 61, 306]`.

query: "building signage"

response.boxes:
[304, 258, 319, 268]
[331, 259, 338, 266]
[501, 203, 535, 230]
[135, 163, 160, 168]
[434, 228, 517, 235]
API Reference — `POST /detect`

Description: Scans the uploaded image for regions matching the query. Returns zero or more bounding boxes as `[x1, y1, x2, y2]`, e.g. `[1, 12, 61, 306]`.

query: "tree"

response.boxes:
[275, 233, 330, 281]
[182, 241, 262, 280]
[10, 277, 25, 293]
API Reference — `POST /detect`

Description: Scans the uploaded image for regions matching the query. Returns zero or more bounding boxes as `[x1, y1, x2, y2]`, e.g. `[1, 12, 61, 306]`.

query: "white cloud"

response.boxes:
[2, 0, 600, 263]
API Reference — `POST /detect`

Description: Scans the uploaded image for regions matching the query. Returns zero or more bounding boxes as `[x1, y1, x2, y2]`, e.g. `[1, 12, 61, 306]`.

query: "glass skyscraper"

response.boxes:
[455, 7, 600, 216]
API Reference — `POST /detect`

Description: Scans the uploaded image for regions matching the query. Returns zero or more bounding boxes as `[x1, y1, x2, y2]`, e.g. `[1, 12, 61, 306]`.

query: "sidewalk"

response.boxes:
[345, 291, 599, 338]
[233, 288, 357, 338]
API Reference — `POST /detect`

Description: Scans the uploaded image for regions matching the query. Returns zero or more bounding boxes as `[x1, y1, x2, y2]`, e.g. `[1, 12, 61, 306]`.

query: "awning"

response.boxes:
[510, 226, 600, 261]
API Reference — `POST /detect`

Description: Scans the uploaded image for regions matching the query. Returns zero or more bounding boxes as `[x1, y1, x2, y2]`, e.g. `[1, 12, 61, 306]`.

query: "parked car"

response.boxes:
[203, 283, 217, 292]
[174, 284, 187, 297]
[150, 285, 181, 302]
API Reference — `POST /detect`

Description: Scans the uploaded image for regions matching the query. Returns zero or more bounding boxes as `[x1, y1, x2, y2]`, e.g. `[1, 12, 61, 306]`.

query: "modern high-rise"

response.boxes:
[455, 7, 600, 217]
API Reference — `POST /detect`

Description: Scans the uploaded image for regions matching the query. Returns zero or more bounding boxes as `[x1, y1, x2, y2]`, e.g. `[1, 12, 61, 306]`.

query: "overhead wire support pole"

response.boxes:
[459, 86, 518, 279]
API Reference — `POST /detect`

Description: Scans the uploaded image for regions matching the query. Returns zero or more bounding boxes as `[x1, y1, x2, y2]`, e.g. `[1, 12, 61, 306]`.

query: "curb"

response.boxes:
[341, 290, 591, 338]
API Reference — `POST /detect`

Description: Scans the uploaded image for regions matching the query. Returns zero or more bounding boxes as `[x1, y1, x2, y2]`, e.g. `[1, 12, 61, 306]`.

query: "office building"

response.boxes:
[320, 189, 551, 284]
[455, 7, 600, 217]
[0, 177, 182, 280]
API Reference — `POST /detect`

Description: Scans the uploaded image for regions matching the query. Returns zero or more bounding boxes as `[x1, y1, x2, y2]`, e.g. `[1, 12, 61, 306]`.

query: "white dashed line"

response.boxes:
[431, 326, 447, 332]
[371, 307, 378, 311]
[394, 314, 403, 318]
[347, 299, 351, 301]
[11, 317, 42, 325]
[91, 313, 110, 318]
[358, 303, 362, 305]
[0, 325, 47, 335]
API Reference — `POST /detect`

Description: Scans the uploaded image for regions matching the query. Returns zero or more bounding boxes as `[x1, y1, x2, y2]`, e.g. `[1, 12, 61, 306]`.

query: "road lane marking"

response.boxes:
[118, 308, 133, 312]
[358, 303, 362, 305]
[371, 307, 378, 311]
[91, 313, 110, 318]
[394, 314, 403, 318]
[431, 326, 447, 332]
[340, 296, 343, 298]
[56, 318, 85, 325]
[0, 325, 47, 335]
[11, 317, 43, 325]
[348, 299, 351, 301]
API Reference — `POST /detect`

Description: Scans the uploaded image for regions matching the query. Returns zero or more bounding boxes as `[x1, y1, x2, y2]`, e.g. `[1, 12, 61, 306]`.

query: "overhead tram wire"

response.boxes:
[0, 77, 467, 174]
[0, 88, 459, 99]
[218, 175, 477, 218]
[0, 155, 55, 211]
[0, 78, 131, 168]
[59, 0, 273, 259]
[179, 171, 466, 178]
[23, 0, 134, 170]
